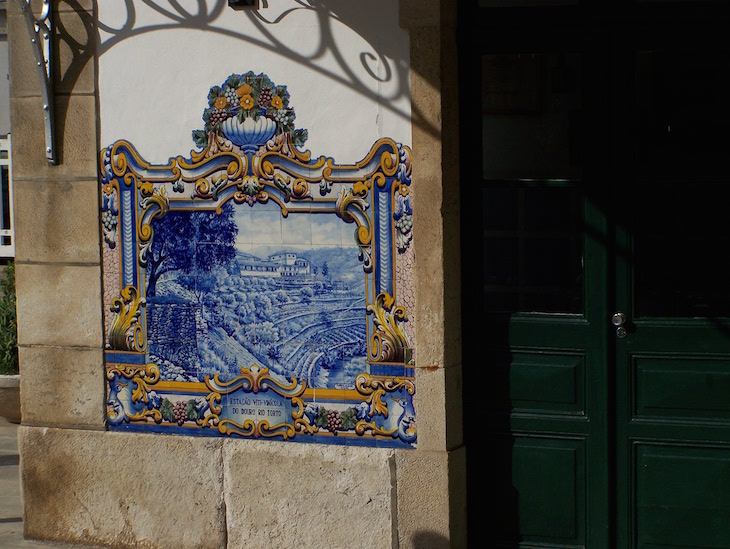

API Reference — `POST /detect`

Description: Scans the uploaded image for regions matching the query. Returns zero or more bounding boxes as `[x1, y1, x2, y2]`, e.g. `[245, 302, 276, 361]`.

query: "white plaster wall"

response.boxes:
[97, 1, 411, 165]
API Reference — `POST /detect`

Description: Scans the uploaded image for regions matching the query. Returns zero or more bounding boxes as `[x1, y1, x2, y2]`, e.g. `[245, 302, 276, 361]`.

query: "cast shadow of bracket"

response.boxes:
[44, 0, 439, 165]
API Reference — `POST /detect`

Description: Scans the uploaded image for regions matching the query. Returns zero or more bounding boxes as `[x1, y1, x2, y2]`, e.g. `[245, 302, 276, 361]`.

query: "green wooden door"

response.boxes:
[613, 188, 730, 549]
[471, 181, 611, 548]
[460, 3, 730, 548]
[611, 20, 730, 548]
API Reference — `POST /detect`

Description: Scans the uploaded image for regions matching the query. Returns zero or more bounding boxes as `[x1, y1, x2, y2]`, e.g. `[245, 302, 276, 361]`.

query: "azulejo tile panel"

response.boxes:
[100, 71, 416, 448]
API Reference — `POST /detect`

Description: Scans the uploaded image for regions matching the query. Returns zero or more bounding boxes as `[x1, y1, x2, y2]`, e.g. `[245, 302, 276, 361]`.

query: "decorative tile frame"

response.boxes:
[100, 71, 416, 448]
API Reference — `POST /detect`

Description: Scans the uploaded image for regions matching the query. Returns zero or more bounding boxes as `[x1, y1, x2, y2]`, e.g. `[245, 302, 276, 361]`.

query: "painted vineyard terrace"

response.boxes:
[100, 71, 417, 447]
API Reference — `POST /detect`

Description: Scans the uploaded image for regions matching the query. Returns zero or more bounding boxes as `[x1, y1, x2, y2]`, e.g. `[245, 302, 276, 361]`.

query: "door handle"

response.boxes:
[612, 312, 627, 338]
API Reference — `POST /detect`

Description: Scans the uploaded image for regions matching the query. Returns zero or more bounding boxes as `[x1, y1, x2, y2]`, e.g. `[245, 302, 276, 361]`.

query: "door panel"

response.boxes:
[502, 350, 586, 414]
[511, 437, 585, 542]
[488, 434, 587, 548]
[635, 443, 730, 549]
[633, 355, 730, 421]
[612, 25, 730, 547]
[470, 16, 610, 548]
[480, 185, 609, 549]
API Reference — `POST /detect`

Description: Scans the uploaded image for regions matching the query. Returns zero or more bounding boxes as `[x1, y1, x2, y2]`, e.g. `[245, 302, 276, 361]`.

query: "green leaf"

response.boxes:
[251, 78, 262, 98]
[316, 407, 328, 427]
[186, 399, 199, 420]
[192, 130, 208, 148]
[207, 86, 223, 106]
[160, 399, 175, 422]
[341, 407, 358, 430]
[225, 74, 242, 89]
[293, 129, 308, 147]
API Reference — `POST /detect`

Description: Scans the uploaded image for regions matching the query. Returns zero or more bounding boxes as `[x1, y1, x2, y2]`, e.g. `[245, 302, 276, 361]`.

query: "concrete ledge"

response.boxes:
[0, 375, 21, 424]
[223, 439, 395, 549]
[19, 427, 414, 549]
[19, 426, 226, 549]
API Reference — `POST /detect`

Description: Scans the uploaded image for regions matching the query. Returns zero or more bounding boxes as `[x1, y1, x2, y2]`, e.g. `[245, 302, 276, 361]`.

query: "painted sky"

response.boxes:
[234, 202, 353, 250]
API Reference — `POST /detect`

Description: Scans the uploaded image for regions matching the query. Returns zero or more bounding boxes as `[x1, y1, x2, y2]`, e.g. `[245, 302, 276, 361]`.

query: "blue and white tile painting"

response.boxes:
[101, 71, 415, 447]
[146, 201, 367, 391]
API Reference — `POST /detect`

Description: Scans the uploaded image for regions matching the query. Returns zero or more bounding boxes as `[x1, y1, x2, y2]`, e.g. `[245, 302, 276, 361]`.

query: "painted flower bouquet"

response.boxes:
[193, 71, 308, 152]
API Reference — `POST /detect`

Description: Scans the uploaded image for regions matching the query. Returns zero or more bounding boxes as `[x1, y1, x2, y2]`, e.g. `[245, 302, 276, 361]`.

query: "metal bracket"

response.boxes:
[228, 0, 258, 9]
[16, 0, 56, 164]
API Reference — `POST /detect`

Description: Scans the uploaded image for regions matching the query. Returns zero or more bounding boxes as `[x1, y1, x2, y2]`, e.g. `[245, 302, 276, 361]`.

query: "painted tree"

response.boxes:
[145, 202, 238, 297]
[300, 286, 314, 304]
[194, 276, 219, 304]
[267, 345, 282, 362]
[253, 294, 273, 320]
[275, 290, 288, 305]
[257, 321, 279, 345]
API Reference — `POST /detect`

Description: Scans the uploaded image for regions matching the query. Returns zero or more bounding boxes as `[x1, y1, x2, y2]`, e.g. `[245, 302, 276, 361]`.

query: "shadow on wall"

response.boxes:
[413, 531, 450, 549]
[34, 0, 439, 143]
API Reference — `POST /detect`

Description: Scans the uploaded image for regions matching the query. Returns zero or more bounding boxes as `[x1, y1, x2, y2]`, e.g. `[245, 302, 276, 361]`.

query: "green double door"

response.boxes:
[461, 4, 730, 547]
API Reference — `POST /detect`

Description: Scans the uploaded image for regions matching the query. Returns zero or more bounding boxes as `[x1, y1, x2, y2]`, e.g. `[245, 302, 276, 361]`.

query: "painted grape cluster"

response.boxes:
[314, 405, 360, 435]
[160, 397, 200, 426]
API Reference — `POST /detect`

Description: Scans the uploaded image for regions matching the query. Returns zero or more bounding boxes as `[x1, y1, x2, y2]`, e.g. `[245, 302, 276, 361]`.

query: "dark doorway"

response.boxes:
[459, 2, 730, 547]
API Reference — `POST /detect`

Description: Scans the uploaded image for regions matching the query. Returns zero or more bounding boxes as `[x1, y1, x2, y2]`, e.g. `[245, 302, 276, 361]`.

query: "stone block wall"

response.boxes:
[8, 1, 466, 547]
[9, 0, 104, 430]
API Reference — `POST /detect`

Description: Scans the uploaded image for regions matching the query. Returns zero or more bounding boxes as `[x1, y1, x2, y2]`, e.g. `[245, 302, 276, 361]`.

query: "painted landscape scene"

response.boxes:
[145, 201, 368, 390]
